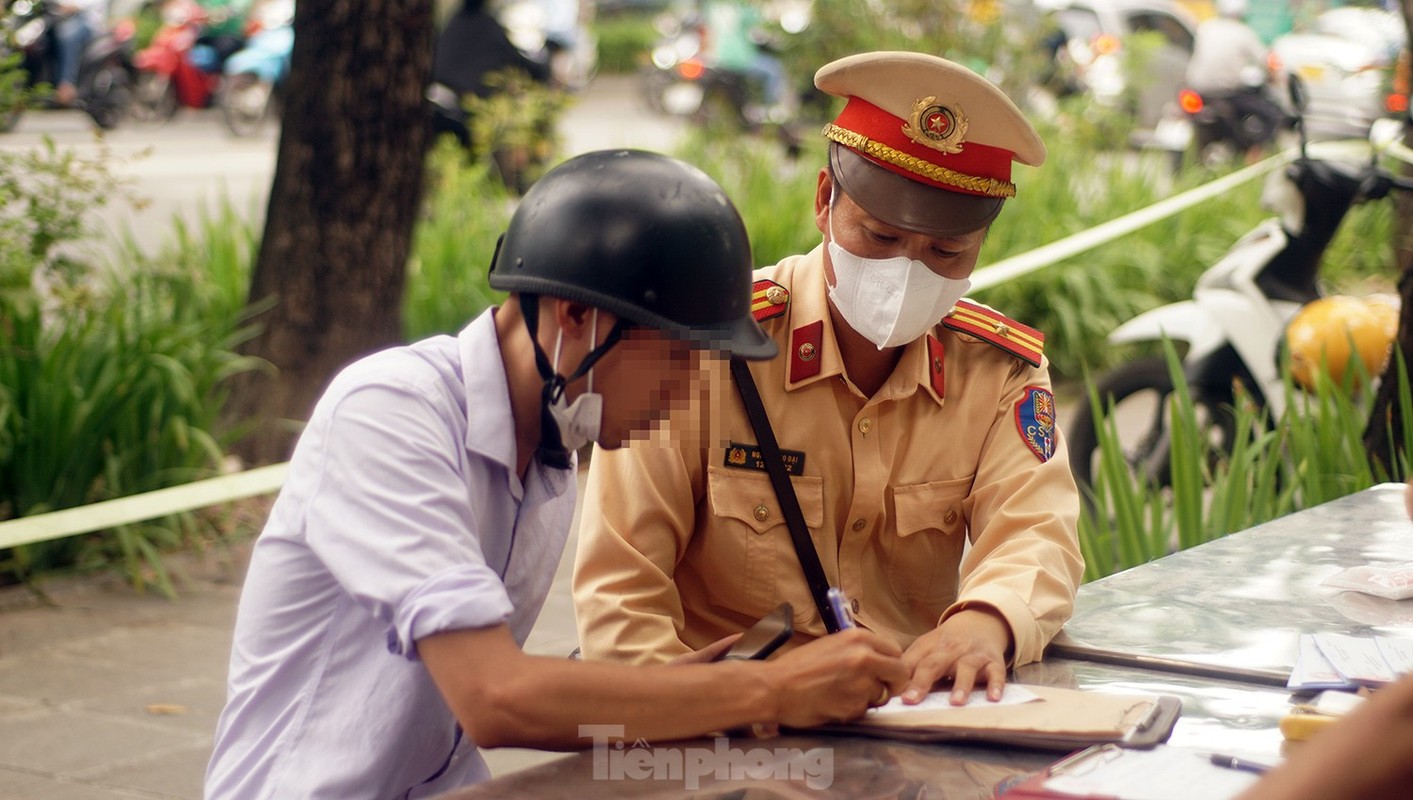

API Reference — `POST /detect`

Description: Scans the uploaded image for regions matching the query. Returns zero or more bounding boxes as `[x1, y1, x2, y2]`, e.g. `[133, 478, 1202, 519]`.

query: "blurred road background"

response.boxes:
[0, 73, 684, 264]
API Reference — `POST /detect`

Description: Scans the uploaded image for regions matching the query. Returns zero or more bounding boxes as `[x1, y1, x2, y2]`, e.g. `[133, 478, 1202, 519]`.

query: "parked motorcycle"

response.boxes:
[1068, 78, 1413, 495]
[1, 0, 136, 131]
[1176, 84, 1287, 167]
[129, 0, 229, 124]
[219, 0, 291, 136]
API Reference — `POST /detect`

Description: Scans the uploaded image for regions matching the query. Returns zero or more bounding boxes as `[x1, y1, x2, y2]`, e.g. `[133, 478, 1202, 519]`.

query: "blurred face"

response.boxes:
[586, 328, 711, 449]
[813, 170, 988, 286]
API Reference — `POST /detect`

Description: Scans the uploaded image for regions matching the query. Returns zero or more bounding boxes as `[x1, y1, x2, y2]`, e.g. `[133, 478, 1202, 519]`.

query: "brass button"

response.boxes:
[850, 598, 861, 615]
[798, 342, 817, 361]
[944, 509, 959, 524]
[932, 357, 943, 373]
[851, 518, 866, 532]
[766, 286, 787, 304]
[858, 418, 872, 434]
[753, 505, 769, 522]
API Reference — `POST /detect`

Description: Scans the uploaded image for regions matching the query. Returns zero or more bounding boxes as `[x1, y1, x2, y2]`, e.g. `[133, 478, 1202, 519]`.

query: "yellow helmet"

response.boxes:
[1285, 295, 1399, 391]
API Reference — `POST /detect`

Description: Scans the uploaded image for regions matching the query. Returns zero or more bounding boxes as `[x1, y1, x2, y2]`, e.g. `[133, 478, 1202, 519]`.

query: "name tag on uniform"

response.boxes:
[723, 442, 806, 476]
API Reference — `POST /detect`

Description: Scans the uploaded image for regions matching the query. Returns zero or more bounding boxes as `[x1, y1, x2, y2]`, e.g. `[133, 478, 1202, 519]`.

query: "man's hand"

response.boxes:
[900, 607, 1012, 705]
[762, 629, 908, 728]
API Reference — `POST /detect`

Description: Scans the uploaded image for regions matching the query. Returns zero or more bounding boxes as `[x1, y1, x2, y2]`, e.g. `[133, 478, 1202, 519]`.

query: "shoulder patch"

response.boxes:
[1015, 386, 1057, 462]
[751, 279, 789, 322]
[941, 300, 1044, 368]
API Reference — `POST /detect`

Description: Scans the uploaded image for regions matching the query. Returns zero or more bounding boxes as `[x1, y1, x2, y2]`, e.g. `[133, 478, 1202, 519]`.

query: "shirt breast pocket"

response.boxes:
[883, 477, 972, 608]
[704, 466, 826, 622]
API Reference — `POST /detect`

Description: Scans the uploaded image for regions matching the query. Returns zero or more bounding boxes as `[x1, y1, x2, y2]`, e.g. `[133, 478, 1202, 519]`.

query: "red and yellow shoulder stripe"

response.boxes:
[941, 300, 1044, 368]
[751, 279, 789, 321]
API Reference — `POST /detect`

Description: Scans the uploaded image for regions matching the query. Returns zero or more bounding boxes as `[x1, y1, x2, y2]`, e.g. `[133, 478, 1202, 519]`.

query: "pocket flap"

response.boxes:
[891, 476, 972, 538]
[707, 466, 825, 534]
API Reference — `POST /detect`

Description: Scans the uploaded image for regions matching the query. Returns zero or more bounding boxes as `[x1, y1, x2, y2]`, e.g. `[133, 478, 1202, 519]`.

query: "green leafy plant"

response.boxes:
[1077, 341, 1413, 582]
[0, 50, 48, 132]
[592, 9, 661, 74]
[0, 140, 261, 592]
[465, 70, 571, 194]
[403, 139, 513, 340]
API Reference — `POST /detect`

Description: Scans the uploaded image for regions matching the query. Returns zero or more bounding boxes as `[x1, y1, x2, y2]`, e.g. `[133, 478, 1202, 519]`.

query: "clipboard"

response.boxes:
[813, 685, 1182, 751]
[997, 743, 1268, 799]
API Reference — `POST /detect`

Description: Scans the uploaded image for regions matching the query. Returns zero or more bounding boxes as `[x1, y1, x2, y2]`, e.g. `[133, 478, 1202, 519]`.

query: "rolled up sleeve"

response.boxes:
[387, 564, 515, 658]
[300, 375, 512, 655]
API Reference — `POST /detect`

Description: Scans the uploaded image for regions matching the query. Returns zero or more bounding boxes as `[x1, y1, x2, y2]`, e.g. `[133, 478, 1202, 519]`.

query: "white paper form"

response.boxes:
[1315, 633, 1397, 685]
[1288, 633, 1358, 690]
[1042, 746, 1264, 800]
[1376, 636, 1413, 676]
[867, 684, 1040, 716]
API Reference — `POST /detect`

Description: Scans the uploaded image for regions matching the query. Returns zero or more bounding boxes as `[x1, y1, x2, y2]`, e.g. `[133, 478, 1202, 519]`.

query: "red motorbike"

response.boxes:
[129, 0, 223, 123]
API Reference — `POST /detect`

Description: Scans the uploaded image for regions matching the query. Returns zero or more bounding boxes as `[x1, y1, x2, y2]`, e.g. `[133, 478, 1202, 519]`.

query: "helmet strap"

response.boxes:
[520, 294, 628, 469]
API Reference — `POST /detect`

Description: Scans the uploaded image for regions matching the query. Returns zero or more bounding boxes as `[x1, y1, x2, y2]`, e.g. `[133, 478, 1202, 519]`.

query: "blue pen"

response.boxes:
[827, 587, 856, 630]
[1209, 753, 1274, 775]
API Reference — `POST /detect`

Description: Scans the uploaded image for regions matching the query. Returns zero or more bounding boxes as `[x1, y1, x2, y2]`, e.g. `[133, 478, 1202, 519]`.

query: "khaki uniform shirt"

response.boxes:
[573, 246, 1083, 666]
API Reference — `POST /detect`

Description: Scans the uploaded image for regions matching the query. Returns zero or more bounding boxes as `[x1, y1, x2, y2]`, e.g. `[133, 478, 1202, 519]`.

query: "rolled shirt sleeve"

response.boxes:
[301, 374, 513, 657]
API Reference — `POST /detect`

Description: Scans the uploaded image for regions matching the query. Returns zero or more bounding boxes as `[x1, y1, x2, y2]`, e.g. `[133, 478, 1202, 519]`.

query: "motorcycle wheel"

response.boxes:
[84, 63, 134, 130]
[1067, 355, 1238, 500]
[129, 71, 178, 126]
[221, 73, 273, 137]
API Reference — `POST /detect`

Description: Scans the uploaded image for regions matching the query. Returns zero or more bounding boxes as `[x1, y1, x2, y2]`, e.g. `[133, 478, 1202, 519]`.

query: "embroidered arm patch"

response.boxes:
[1015, 386, 1056, 462]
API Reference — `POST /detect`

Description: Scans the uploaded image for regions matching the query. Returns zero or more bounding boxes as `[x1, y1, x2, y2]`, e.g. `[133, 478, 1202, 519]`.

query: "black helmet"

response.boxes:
[488, 149, 777, 361]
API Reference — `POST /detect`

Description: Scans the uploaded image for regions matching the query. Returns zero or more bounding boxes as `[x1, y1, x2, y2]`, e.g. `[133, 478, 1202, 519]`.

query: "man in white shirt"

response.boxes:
[205, 150, 907, 800]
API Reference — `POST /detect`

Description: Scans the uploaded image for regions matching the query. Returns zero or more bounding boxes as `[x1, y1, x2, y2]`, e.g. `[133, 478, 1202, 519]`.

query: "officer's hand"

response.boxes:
[667, 633, 742, 665]
[762, 629, 907, 728]
[900, 608, 1012, 705]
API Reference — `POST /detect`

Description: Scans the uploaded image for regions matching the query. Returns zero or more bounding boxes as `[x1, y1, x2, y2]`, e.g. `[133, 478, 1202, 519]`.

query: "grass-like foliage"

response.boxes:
[1, 174, 263, 592]
[1078, 343, 1413, 582]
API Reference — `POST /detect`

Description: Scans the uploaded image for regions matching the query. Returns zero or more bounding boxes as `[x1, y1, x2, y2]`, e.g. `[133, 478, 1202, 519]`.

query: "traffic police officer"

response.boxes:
[206, 151, 908, 799]
[573, 53, 1084, 705]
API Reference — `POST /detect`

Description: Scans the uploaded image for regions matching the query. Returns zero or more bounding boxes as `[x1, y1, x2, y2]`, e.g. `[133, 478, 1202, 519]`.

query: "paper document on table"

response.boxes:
[1376, 636, 1413, 676]
[815, 685, 1181, 749]
[869, 684, 1040, 716]
[1004, 745, 1267, 800]
[851, 685, 1159, 736]
[1315, 633, 1397, 685]
[1288, 634, 1358, 691]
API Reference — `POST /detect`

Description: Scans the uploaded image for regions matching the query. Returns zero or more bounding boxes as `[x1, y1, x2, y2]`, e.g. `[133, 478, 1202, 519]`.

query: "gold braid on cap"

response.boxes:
[822, 124, 1017, 199]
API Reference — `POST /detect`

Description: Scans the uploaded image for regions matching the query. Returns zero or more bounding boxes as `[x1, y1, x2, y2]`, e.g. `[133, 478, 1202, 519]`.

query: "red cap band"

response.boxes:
[825, 97, 1017, 198]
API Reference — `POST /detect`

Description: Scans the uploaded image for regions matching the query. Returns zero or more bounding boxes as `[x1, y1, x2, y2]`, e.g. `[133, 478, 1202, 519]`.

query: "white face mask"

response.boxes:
[825, 192, 972, 350]
[548, 309, 604, 452]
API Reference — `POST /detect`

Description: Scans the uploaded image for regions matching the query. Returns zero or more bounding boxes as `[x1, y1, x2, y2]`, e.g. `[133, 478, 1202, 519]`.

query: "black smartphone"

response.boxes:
[715, 602, 794, 662]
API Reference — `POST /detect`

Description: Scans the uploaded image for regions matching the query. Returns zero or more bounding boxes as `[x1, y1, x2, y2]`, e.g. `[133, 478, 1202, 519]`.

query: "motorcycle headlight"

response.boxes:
[14, 18, 44, 49]
[651, 45, 678, 70]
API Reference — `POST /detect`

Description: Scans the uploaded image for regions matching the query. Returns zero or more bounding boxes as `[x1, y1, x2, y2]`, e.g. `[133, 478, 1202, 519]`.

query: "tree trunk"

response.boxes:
[225, 0, 435, 465]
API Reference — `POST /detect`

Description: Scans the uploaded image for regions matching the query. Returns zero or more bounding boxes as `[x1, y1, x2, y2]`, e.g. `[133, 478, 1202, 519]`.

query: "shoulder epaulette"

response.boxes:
[751, 279, 789, 321]
[941, 300, 1044, 368]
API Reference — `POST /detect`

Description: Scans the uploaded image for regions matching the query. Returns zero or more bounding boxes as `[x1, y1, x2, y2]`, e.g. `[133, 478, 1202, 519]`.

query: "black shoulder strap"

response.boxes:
[729, 357, 842, 633]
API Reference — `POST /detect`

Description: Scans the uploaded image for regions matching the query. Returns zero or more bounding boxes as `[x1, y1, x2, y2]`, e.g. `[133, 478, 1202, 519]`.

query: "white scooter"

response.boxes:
[1068, 81, 1413, 492]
